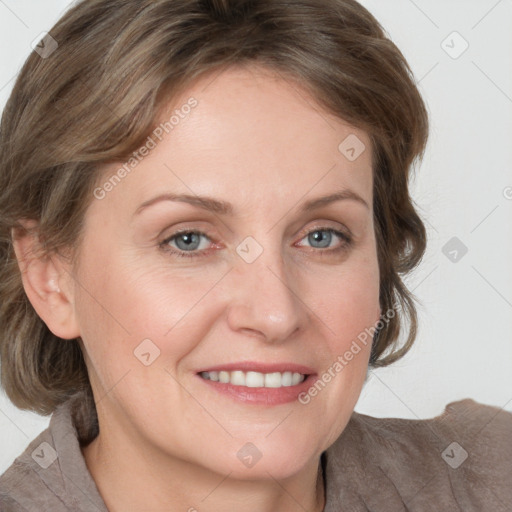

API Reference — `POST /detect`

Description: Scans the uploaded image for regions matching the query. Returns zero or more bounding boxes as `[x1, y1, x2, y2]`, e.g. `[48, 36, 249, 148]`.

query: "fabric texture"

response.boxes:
[0, 396, 511, 511]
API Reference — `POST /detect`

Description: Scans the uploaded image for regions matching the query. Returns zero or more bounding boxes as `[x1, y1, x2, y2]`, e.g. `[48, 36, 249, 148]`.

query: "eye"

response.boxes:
[159, 230, 213, 258]
[296, 228, 352, 254]
[159, 226, 353, 259]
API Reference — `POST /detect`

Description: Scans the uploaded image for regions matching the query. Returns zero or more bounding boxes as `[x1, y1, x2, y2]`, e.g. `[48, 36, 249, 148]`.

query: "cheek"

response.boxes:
[73, 245, 223, 374]
[303, 274, 378, 449]
[301, 248, 379, 428]
[307, 248, 380, 351]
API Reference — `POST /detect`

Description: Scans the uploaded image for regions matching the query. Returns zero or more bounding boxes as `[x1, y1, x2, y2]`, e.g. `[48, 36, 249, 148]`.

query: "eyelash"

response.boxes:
[159, 227, 353, 259]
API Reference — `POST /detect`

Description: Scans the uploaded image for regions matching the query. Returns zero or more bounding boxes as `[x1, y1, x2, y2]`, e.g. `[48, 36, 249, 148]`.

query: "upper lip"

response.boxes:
[196, 362, 316, 375]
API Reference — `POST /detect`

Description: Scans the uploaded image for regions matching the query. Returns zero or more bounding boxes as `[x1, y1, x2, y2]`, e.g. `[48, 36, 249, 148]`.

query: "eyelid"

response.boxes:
[159, 225, 217, 245]
[296, 221, 352, 240]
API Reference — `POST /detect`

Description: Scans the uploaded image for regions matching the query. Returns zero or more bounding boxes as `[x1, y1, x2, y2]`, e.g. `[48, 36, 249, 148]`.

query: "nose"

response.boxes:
[226, 245, 305, 343]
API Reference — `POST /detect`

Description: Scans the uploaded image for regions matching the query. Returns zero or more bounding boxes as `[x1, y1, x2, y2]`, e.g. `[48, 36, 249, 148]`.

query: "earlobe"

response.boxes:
[11, 223, 80, 340]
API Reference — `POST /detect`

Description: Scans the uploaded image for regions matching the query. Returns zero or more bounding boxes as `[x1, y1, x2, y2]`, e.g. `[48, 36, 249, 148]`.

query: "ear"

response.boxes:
[12, 220, 80, 340]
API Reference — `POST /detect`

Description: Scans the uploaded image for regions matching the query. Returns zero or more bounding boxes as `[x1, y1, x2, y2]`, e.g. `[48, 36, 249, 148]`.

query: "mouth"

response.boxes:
[195, 362, 316, 405]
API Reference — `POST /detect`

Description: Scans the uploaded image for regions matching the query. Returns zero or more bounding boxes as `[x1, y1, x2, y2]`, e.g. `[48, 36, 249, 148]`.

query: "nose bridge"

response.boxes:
[227, 236, 303, 341]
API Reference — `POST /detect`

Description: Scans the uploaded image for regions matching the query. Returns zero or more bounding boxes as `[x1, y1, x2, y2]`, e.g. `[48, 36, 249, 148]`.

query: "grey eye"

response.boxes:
[171, 232, 205, 251]
[307, 230, 333, 249]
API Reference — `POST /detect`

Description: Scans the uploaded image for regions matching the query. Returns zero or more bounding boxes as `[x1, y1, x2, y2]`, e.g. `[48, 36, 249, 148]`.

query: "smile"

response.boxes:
[199, 370, 306, 388]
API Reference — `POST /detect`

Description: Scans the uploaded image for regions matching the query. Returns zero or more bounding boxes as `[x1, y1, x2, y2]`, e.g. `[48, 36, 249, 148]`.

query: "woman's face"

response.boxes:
[72, 65, 381, 479]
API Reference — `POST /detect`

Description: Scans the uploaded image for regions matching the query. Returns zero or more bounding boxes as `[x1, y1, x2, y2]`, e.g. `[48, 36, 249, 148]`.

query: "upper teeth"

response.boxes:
[200, 370, 306, 388]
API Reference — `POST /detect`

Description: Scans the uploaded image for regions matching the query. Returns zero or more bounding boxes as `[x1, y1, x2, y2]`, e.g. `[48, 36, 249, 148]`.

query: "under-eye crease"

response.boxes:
[158, 226, 353, 259]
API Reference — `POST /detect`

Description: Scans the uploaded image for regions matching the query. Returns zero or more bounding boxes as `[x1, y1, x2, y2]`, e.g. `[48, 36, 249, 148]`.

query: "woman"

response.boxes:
[0, 0, 510, 510]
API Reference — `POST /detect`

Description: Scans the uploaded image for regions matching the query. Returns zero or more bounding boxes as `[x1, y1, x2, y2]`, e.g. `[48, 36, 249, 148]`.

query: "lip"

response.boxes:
[195, 361, 316, 375]
[195, 361, 317, 406]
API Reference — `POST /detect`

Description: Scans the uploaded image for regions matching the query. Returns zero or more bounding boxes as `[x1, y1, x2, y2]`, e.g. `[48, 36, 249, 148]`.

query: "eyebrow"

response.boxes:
[133, 189, 369, 217]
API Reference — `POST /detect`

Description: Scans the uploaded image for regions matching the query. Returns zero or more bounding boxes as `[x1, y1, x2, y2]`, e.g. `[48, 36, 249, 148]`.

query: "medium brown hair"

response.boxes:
[0, 0, 429, 417]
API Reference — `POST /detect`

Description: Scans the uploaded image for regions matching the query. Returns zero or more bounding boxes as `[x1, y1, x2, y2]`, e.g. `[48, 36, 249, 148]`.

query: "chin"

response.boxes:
[218, 436, 318, 481]
[221, 455, 312, 482]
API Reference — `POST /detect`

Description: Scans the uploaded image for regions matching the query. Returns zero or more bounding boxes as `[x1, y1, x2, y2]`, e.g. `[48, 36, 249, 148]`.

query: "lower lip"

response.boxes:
[196, 374, 316, 405]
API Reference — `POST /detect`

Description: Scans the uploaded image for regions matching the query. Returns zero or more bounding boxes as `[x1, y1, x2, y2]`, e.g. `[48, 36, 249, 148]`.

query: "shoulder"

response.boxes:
[0, 397, 106, 512]
[0, 425, 67, 511]
[350, 398, 512, 460]
[323, 399, 512, 511]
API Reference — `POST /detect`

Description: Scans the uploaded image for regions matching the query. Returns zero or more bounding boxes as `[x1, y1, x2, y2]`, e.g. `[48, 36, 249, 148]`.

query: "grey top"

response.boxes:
[1, 396, 511, 511]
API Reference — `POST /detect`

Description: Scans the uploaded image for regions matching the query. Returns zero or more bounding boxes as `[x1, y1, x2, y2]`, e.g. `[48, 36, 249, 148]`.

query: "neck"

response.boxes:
[81, 418, 325, 512]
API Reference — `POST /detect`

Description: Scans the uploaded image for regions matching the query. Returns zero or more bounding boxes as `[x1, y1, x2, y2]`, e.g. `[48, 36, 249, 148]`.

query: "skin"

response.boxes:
[14, 64, 381, 512]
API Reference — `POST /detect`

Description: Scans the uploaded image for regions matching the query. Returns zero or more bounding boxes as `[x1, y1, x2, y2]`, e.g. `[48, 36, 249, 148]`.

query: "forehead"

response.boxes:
[94, 64, 373, 216]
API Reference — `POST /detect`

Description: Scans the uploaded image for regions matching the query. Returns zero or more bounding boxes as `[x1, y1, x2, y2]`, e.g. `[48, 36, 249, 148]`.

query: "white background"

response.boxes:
[0, 0, 511, 473]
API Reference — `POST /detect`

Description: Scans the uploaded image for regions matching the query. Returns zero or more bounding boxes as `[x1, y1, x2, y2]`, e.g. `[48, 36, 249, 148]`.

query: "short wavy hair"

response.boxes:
[0, 0, 429, 417]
